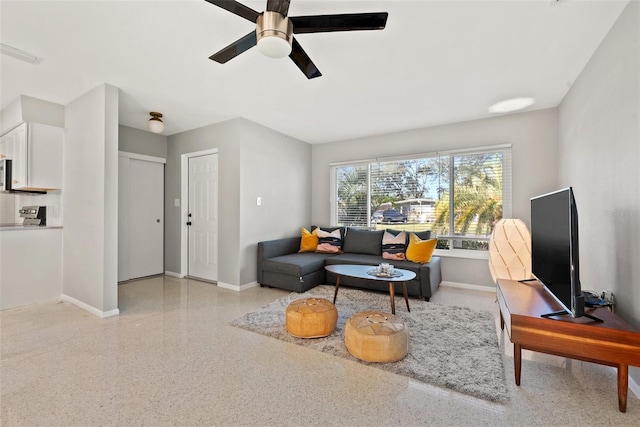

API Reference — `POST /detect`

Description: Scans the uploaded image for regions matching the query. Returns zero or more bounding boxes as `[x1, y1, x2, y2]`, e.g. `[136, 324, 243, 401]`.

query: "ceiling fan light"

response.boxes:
[257, 36, 292, 58]
[256, 11, 293, 59]
[148, 112, 164, 134]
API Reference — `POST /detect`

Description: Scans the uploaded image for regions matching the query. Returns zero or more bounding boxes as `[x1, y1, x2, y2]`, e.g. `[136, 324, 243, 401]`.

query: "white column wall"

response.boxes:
[62, 84, 119, 316]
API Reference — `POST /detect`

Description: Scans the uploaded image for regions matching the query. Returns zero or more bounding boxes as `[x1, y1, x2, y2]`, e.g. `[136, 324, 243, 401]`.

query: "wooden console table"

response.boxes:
[497, 278, 640, 412]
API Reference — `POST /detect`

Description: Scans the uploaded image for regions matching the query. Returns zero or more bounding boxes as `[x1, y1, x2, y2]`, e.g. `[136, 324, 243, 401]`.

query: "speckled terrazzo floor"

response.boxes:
[1, 276, 639, 426]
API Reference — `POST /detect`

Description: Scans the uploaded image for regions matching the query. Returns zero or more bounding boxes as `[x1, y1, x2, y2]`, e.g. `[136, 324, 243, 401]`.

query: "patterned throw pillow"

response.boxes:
[298, 227, 318, 253]
[382, 230, 407, 260]
[315, 228, 343, 254]
[405, 233, 437, 263]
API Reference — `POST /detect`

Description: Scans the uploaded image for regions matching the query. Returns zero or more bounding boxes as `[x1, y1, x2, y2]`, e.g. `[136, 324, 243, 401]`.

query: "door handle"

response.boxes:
[156, 219, 161, 223]
[186, 221, 192, 226]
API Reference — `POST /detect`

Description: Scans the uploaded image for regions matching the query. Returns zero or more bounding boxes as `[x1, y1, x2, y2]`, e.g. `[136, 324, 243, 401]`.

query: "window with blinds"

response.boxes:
[330, 145, 512, 252]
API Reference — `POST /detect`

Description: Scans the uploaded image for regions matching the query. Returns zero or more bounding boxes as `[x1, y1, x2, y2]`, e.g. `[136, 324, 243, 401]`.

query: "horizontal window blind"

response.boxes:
[330, 145, 512, 250]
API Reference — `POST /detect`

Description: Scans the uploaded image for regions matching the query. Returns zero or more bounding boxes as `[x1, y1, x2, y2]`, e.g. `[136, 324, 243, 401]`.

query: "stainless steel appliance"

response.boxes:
[19, 205, 46, 226]
[0, 159, 11, 191]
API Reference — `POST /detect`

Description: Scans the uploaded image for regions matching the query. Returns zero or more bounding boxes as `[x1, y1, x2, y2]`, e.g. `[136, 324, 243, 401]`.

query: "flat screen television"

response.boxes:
[530, 187, 590, 319]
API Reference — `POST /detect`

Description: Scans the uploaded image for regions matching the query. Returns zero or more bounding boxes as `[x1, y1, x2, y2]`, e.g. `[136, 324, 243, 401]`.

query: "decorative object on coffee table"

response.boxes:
[345, 310, 408, 362]
[285, 297, 338, 338]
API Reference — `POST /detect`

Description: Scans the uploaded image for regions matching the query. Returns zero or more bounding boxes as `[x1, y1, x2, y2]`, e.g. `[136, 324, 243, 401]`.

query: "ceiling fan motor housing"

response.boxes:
[256, 11, 293, 57]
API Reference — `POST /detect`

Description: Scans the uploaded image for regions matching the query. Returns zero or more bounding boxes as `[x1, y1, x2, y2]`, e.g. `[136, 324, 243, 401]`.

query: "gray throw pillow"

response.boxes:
[342, 228, 384, 255]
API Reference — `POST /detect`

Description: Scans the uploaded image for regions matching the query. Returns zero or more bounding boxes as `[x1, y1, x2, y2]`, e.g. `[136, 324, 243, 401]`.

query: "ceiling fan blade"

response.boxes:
[209, 31, 257, 63]
[204, 0, 260, 23]
[266, 0, 291, 16]
[291, 12, 388, 34]
[289, 37, 321, 79]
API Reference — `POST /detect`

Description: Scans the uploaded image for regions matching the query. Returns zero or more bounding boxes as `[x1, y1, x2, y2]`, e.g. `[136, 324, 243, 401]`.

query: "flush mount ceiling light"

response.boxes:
[489, 97, 535, 114]
[148, 112, 164, 134]
[0, 43, 43, 64]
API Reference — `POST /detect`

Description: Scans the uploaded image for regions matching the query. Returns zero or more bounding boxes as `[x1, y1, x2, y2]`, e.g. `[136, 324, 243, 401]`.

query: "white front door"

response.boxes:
[188, 154, 218, 281]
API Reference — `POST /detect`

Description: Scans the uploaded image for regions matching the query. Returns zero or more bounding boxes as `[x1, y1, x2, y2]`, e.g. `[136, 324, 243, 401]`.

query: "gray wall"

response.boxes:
[558, 1, 639, 383]
[63, 84, 119, 314]
[119, 125, 168, 158]
[311, 108, 559, 287]
[165, 118, 311, 287]
[238, 118, 312, 285]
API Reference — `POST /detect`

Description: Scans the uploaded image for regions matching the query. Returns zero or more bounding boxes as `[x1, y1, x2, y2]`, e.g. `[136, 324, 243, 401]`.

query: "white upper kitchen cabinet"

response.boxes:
[0, 122, 63, 190]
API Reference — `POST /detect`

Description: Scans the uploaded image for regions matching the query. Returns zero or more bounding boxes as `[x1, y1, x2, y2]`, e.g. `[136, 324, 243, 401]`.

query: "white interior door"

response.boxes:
[188, 154, 218, 281]
[118, 156, 164, 281]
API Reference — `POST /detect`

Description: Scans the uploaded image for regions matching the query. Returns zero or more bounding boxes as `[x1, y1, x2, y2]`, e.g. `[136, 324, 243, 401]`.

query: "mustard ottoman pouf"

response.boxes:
[344, 311, 408, 362]
[286, 297, 338, 338]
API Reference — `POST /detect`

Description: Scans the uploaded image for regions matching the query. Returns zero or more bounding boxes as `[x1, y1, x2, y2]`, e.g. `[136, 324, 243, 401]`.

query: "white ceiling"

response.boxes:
[0, 0, 629, 144]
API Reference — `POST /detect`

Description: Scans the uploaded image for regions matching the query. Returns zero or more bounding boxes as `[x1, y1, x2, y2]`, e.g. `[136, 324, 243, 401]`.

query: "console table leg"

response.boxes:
[618, 364, 628, 413]
[388, 283, 396, 315]
[333, 275, 341, 304]
[514, 343, 522, 386]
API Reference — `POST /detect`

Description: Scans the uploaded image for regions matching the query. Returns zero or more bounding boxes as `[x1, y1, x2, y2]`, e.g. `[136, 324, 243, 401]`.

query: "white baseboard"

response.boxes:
[440, 281, 496, 293]
[60, 294, 119, 318]
[164, 271, 184, 278]
[217, 281, 259, 292]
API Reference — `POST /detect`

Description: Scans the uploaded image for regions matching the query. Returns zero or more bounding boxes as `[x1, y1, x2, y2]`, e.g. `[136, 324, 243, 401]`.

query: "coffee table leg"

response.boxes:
[401, 282, 410, 312]
[333, 275, 341, 304]
[388, 282, 396, 315]
[618, 364, 628, 412]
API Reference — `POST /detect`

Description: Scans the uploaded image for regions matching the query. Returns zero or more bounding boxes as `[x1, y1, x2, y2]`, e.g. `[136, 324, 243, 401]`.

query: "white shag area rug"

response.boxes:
[230, 285, 508, 404]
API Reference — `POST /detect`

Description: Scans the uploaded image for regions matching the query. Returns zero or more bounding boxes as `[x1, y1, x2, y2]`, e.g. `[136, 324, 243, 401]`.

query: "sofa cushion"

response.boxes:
[263, 252, 334, 277]
[315, 228, 343, 254]
[406, 233, 437, 263]
[342, 228, 384, 256]
[325, 253, 385, 266]
[298, 227, 318, 253]
[382, 230, 407, 260]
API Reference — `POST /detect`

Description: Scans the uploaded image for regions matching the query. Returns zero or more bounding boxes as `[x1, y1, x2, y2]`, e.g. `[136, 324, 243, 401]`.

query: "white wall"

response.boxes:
[0, 95, 64, 134]
[558, 1, 639, 384]
[62, 84, 119, 316]
[0, 229, 62, 310]
[311, 108, 559, 287]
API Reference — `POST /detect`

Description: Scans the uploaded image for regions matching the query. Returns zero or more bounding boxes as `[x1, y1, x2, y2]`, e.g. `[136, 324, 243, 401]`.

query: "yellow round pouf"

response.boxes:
[344, 311, 408, 362]
[286, 298, 338, 338]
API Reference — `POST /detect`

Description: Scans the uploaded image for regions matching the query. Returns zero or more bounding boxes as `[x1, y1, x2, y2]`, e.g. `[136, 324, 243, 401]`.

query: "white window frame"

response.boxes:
[329, 144, 512, 259]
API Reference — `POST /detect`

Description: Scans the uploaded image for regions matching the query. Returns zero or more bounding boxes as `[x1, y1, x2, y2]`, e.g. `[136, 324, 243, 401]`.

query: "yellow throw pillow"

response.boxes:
[299, 227, 318, 253]
[405, 233, 437, 263]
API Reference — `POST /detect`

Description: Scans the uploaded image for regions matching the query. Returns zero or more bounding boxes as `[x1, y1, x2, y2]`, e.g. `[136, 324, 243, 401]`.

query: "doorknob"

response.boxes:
[156, 219, 161, 223]
[186, 221, 192, 226]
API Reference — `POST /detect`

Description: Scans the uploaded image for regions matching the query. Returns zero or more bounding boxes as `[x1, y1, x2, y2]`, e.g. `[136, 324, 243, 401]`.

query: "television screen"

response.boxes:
[530, 187, 583, 317]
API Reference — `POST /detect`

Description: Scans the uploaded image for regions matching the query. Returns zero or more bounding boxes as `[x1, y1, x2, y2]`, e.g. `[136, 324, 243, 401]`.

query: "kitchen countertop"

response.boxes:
[0, 224, 63, 231]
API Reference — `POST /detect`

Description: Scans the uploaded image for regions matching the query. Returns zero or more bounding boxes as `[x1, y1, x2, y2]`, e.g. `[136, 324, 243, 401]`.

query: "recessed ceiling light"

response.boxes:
[0, 43, 43, 64]
[488, 97, 535, 114]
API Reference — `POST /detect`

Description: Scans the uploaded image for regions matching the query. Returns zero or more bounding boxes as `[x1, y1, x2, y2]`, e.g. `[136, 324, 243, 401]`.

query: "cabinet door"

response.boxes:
[0, 124, 27, 188]
[28, 123, 63, 189]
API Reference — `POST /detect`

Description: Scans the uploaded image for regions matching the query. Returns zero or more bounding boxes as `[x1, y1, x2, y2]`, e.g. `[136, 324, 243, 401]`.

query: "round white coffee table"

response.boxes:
[325, 264, 416, 315]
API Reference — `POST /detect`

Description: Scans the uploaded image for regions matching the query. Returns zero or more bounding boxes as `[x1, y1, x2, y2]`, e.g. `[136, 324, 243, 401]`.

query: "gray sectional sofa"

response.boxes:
[257, 227, 442, 301]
